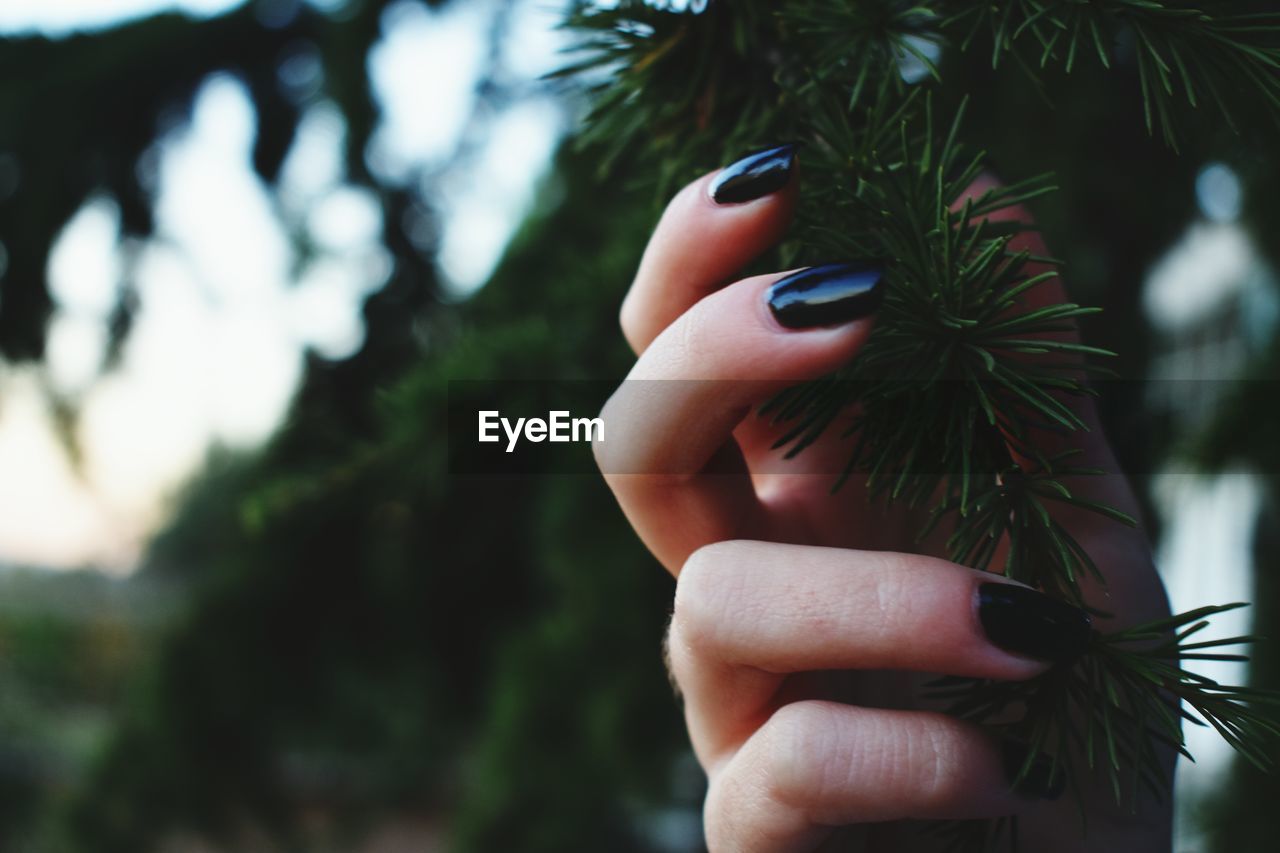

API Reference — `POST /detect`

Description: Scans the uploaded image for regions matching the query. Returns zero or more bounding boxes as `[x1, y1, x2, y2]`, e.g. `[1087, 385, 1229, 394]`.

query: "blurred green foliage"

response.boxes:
[1, 0, 1280, 851]
[1, 137, 688, 851]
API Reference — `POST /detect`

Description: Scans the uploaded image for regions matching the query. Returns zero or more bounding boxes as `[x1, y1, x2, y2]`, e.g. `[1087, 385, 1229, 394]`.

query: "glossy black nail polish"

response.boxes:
[977, 583, 1092, 664]
[1002, 741, 1066, 800]
[709, 144, 796, 204]
[766, 263, 885, 329]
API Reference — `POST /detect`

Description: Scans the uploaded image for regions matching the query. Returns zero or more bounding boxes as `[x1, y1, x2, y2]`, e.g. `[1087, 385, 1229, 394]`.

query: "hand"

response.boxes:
[594, 148, 1173, 851]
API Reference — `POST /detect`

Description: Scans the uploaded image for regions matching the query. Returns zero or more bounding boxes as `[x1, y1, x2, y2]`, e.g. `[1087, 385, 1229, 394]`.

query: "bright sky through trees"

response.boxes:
[0, 0, 565, 570]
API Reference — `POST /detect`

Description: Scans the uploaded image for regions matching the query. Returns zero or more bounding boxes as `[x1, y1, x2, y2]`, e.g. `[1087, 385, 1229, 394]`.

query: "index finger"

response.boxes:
[620, 145, 798, 354]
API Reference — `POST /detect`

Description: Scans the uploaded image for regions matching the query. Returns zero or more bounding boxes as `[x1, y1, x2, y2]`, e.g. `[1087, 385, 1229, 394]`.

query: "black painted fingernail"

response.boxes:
[709, 144, 796, 204]
[978, 583, 1092, 664]
[1002, 741, 1065, 800]
[766, 263, 885, 329]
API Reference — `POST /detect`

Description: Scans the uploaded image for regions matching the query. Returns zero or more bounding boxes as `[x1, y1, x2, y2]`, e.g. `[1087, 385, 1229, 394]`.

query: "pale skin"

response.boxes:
[593, 161, 1174, 851]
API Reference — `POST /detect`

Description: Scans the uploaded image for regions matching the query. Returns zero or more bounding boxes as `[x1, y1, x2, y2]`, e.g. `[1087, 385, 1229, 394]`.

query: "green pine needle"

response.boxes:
[559, 2, 1280, 849]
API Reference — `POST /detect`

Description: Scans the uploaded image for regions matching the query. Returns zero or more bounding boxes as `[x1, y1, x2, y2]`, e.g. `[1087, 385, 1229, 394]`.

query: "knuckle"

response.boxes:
[678, 541, 730, 589]
[707, 707, 982, 834]
[703, 702, 836, 853]
[660, 617, 686, 699]
[662, 613, 696, 690]
[673, 543, 730, 645]
[675, 542, 754, 650]
[677, 540, 740, 605]
[591, 386, 695, 485]
[590, 405, 611, 471]
[591, 390, 638, 476]
[756, 701, 839, 810]
[670, 542, 762, 685]
[618, 291, 643, 351]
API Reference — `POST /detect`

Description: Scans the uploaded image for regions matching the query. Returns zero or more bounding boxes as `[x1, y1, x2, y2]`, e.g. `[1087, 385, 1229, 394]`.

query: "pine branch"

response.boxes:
[930, 605, 1280, 818]
[552, 0, 791, 195]
[760, 94, 1125, 604]
[559, 1, 1280, 848]
[939, 0, 1280, 147]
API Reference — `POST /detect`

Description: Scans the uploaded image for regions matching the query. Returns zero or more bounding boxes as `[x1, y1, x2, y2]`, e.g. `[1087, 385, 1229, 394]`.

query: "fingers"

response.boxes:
[596, 269, 878, 574]
[704, 701, 1040, 852]
[668, 541, 1088, 764]
[621, 146, 798, 354]
[671, 541, 1079, 851]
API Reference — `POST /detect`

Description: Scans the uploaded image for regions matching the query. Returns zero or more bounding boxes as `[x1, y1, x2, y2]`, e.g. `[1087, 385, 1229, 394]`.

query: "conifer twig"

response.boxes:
[559, 1, 1280, 848]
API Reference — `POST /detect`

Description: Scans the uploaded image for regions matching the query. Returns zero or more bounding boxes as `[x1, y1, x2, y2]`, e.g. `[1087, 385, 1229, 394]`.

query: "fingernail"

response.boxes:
[766, 263, 885, 329]
[709, 144, 796, 204]
[1002, 741, 1065, 800]
[977, 583, 1092, 664]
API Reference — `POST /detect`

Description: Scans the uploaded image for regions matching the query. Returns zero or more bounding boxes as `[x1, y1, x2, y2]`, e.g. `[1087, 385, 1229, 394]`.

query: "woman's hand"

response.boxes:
[672, 541, 1089, 851]
[594, 148, 1173, 851]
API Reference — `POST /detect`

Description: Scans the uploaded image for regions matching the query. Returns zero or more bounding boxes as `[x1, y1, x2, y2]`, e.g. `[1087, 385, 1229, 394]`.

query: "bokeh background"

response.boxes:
[1, 0, 1278, 850]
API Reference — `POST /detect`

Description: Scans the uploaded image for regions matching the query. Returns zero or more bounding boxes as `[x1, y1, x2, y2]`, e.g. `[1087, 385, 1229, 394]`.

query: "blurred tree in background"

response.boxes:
[1, 0, 1279, 851]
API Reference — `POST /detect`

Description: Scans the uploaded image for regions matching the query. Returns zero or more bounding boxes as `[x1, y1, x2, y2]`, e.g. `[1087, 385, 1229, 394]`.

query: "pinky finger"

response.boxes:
[703, 701, 1061, 853]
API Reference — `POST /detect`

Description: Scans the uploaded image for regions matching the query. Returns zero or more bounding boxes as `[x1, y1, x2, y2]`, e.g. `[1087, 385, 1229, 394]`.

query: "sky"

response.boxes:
[0, 0, 566, 571]
[0, 0, 239, 34]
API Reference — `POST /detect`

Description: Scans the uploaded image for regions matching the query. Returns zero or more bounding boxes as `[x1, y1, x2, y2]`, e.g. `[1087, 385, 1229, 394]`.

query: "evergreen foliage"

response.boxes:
[561, 0, 1280, 845]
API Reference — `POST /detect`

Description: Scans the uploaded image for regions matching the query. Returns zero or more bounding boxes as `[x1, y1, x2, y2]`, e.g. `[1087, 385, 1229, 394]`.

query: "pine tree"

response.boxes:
[559, 1, 1280, 847]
